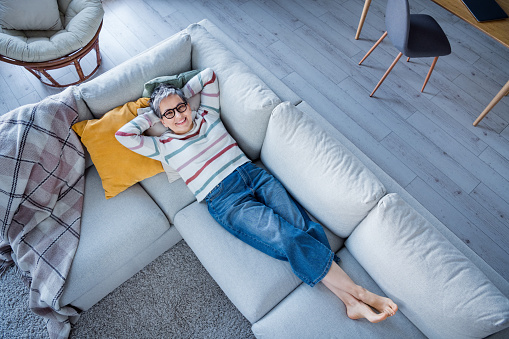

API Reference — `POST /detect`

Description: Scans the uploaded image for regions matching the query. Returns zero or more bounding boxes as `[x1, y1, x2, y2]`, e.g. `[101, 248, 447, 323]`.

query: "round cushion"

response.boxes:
[0, 0, 103, 62]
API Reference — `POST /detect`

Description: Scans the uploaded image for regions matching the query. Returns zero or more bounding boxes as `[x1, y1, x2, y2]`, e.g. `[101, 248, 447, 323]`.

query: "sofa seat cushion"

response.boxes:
[251, 248, 425, 338]
[174, 200, 343, 323]
[261, 102, 386, 238]
[60, 166, 171, 306]
[346, 193, 509, 339]
[78, 31, 192, 116]
[138, 173, 196, 224]
[186, 23, 281, 160]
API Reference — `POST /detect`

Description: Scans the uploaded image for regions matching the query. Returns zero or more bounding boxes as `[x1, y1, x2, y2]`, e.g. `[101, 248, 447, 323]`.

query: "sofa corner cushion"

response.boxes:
[186, 22, 281, 160]
[138, 173, 196, 224]
[345, 193, 509, 339]
[78, 31, 192, 117]
[260, 102, 386, 238]
[61, 166, 171, 306]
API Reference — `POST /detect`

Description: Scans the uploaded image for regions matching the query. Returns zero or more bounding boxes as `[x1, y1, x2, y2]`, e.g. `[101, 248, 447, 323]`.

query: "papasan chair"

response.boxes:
[0, 0, 104, 87]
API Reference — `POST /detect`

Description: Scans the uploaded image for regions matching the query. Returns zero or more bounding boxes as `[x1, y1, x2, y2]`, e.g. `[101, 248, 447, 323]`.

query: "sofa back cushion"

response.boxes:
[186, 23, 281, 160]
[78, 31, 192, 117]
[346, 193, 509, 339]
[260, 102, 386, 238]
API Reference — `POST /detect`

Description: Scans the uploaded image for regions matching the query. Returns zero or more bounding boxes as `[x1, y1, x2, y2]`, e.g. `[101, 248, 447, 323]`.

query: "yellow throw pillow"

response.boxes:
[73, 97, 164, 199]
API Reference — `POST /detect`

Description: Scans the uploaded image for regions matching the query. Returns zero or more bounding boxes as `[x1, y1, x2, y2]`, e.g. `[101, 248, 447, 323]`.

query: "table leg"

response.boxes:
[473, 80, 509, 126]
[355, 0, 372, 40]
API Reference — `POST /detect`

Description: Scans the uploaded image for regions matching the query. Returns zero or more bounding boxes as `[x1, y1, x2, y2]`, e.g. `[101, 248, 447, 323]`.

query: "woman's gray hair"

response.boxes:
[150, 84, 187, 118]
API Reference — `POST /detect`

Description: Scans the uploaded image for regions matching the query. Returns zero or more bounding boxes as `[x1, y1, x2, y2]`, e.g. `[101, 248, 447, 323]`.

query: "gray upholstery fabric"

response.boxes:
[295, 101, 509, 297]
[79, 31, 192, 117]
[0, 0, 63, 31]
[261, 102, 386, 238]
[57, 0, 73, 15]
[252, 248, 426, 339]
[61, 166, 171, 307]
[186, 23, 281, 160]
[65, 225, 182, 311]
[138, 174, 196, 224]
[174, 201, 343, 323]
[346, 193, 509, 339]
[0, 0, 103, 62]
[197, 20, 301, 105]
[385, 0, 410, 53]
[174, 201, 302, 323]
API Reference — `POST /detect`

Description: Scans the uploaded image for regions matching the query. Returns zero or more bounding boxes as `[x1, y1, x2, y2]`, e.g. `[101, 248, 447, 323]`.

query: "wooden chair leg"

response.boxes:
[421, 56, 438, 92]
[359, 31, 387, 65]
[473, 80, 509, 126]
[94, 41, 102, 66]
[370, 52, 403, 97]
[355, 0, 372, 40]
[41, 69, 60, 86]
[74, 59, 85, 81]
[25, 67, 42, 80]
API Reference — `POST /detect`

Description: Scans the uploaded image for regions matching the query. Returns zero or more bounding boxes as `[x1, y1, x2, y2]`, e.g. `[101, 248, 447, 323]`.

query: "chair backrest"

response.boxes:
[385, 0, 410, 53]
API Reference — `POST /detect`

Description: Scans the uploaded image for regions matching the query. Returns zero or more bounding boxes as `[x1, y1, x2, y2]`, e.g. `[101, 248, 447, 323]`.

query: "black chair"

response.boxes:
[359, 0, 451, 97]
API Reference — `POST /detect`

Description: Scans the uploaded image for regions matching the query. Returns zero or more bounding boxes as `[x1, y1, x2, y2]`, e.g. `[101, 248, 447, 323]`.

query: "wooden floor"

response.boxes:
[1, 0, 508, 284]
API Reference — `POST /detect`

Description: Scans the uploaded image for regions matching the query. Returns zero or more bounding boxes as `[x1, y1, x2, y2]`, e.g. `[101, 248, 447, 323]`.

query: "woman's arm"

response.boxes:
[115, 112, 162, 160]
[182, 68, 220, 113]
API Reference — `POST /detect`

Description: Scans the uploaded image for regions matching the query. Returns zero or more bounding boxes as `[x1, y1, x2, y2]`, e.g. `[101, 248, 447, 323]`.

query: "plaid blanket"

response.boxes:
[0, 88, 85, 339]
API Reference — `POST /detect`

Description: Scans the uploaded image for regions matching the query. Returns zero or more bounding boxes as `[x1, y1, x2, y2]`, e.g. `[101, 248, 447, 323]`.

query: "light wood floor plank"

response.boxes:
[471, 183, 509, 229]
[241, 2, 349, 85]
[0, 62, 35, 101]
[0, 72, 22, 111]
[407, 112, 509, 203]
[143, 0, 179, 18]
[382, 132, 509, 262]
[261, 0, 305, 31]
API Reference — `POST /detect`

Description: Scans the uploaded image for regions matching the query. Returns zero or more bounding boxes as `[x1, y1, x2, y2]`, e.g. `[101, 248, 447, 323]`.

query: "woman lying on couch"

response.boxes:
[115, 68, 398, 323]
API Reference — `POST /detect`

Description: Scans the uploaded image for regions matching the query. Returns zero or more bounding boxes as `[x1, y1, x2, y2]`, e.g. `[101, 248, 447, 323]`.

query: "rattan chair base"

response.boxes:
[0, 22, 103, 88]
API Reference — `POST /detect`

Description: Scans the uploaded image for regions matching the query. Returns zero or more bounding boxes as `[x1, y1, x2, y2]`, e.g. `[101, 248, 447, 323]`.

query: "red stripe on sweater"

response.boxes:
[203, 72, 216, 87]
[115, 131, 137, 137]
[185, 143, 237, 185]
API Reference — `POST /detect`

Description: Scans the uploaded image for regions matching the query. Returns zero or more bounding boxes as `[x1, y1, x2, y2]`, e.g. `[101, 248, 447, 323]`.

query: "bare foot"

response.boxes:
[345, 299, 389, 323]
[320, 262, 398, 321]
[357, 288, 398, 317]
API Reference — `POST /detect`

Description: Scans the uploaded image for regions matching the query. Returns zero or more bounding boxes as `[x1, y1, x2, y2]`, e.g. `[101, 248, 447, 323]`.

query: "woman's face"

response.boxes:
[159, 94, 193, 135]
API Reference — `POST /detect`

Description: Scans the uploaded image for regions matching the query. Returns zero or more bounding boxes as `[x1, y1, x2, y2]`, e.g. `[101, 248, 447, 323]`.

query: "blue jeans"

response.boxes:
[205, 162, 336, 287]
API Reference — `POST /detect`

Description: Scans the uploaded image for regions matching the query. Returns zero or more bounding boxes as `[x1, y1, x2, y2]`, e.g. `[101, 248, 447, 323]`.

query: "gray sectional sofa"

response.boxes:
[59, 20, 509, 338]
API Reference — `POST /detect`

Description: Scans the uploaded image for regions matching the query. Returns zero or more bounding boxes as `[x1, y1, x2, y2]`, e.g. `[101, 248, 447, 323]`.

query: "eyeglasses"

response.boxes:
[162, 102, 187, 119]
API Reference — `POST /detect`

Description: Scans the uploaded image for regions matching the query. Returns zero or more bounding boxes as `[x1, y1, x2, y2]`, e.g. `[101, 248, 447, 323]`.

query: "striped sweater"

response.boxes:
[115, 68, 249, 202]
